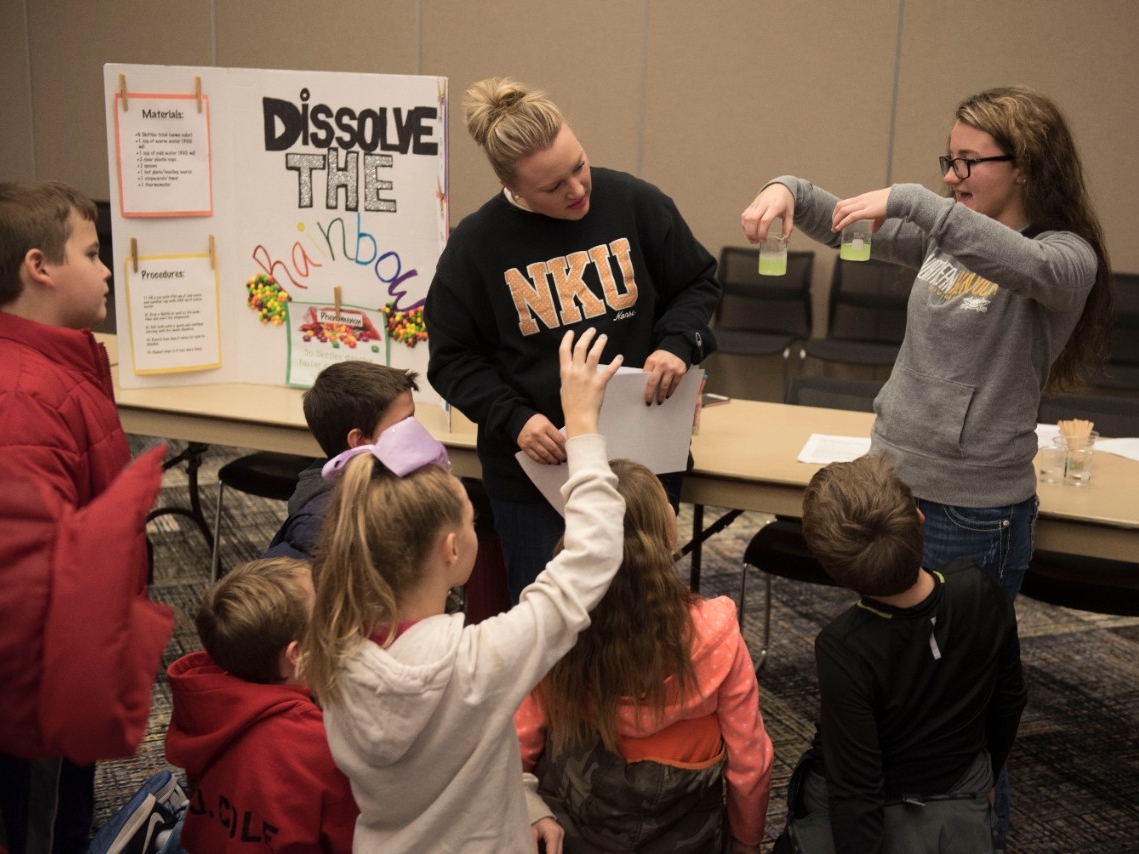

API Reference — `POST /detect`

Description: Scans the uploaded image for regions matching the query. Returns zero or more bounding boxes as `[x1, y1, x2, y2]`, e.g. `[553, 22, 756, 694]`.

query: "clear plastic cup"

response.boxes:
[1056, 432, 1099, 487]
[840, 220, 872, 261]
[1038, 445, 1065, 484]
[758, 233, 788, 276]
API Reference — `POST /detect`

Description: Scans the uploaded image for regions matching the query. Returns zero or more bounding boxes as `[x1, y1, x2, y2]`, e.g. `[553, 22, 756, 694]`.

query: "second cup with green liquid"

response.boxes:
[840, 221, 872, 261]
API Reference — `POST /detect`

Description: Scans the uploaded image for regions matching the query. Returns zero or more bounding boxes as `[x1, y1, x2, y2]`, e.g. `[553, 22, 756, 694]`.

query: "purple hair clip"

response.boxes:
[321, 416, 450, 480]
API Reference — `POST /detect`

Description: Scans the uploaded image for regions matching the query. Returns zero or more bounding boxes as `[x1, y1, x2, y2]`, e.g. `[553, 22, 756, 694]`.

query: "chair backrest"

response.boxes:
[1038, 392, 1139, 439]
[1107, 271, 1139, 368]
[784, 375, 885, 412]
[714, 246, 813, 338]
[94, 201, 117, 334]
[826, 258, 912, 345]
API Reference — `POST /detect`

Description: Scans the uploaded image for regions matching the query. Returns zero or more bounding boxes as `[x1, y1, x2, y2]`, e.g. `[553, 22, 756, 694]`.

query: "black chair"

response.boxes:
[800, 258, 912, 374]
[1089, 271, 1139, 392]
[94, 200, 117, 334]
[712, 246, 813, 393]
[1038, 392, 1139, 440]
[740, 375, 884, 673]
[211, 451, 318, 580]
[783, 374, 886, 414]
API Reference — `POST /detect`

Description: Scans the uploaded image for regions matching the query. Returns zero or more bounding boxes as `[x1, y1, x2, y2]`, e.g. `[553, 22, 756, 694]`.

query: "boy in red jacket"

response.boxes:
[0, 181, 173, 853]
[165, 557, 359, 852]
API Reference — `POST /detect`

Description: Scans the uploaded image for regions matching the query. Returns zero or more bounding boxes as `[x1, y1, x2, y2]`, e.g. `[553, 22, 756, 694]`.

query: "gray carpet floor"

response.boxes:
[94, 439, 1139, 852]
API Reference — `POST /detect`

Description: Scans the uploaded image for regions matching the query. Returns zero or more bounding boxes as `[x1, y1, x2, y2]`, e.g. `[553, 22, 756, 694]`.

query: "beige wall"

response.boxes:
[3, 0, 1137, 334]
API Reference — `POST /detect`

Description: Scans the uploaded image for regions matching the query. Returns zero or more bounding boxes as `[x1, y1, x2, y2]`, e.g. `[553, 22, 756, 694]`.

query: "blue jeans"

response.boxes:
[488, 497, 568, 605]
[0, 755, 94, 854]
[918, 496, 1038, 602]
[918, 494, 1038, 850]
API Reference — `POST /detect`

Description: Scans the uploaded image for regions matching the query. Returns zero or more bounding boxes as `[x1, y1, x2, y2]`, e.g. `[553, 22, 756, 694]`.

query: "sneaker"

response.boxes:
[88, 770, 188, 854]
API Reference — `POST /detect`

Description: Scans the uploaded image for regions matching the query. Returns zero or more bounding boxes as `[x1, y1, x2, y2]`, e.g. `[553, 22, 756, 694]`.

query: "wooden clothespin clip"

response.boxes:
[208, 235, 216, 270]
[334, 285, 342, 321]
[130, 237, 138, 272]
[194, 76, 203, 113]
[119, 74, 129, 111]
[436, 178, 449, 236]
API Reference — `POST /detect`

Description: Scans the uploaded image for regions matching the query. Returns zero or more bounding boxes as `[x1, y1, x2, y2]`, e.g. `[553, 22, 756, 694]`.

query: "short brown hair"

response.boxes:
[195, 557, 314, 684]
[801, 454, 923, 597]
[303, 360, 419, 456]
[0, 181, 98, 305]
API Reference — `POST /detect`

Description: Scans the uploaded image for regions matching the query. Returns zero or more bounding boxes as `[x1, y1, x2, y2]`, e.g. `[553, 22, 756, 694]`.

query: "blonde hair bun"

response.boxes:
[462, 77, 566, 184]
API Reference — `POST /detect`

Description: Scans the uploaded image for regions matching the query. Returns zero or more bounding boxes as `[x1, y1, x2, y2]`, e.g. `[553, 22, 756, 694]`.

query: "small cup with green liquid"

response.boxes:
[840, 220, 873, 261]
[758, 233, 788, 276]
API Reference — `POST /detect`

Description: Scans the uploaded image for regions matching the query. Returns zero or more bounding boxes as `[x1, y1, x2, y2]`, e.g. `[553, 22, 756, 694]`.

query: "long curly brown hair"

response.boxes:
[954, 85, 1113, 391]
[536, 459, 699, 754]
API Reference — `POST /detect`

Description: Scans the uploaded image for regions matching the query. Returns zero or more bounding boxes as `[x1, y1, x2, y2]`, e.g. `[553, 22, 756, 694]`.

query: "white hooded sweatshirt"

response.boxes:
[324, 434, 624, 853]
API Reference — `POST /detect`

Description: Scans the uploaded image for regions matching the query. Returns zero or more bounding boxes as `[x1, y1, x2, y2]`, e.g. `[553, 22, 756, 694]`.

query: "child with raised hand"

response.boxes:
[515, 459, 773, 854]
[300, 327, 625, 853]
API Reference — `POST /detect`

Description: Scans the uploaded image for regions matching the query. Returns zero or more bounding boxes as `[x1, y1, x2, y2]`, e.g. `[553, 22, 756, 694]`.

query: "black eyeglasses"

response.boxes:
[938, 155, 1014, 180]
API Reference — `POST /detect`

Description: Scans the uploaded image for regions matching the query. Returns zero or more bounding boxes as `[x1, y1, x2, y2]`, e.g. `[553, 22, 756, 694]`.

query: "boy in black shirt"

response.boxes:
[779, 454, 1026, 854]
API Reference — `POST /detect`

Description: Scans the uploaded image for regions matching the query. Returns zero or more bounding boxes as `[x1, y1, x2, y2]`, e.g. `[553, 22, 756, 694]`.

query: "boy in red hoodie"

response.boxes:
[165, 557, 358, 852]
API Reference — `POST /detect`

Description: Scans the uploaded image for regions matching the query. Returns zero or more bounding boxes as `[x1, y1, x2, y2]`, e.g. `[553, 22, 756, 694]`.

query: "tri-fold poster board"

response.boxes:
[103, 63, 448, 400]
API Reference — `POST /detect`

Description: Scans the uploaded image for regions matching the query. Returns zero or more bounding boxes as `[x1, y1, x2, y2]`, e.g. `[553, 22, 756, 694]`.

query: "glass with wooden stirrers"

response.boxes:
[1055, 418, 1098, 487]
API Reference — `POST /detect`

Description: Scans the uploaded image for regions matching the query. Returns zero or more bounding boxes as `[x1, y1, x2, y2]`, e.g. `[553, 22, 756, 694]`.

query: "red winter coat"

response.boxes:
[0, 312, 173, 763]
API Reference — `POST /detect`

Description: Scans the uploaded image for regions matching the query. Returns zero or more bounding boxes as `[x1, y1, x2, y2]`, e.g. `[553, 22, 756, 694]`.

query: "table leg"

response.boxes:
[146, 442, 214, 580]
[677, 505, 744, 593]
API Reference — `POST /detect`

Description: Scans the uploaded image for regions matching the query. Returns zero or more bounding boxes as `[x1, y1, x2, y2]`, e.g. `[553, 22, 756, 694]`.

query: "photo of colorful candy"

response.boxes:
[299, 306, 382, 350]
[300, 319, 361, 348]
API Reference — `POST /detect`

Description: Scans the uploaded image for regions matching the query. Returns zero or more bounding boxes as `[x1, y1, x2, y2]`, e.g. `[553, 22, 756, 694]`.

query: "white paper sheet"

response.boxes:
[125, 252, 221, 374]
[1094, 437, 1139, 462]
[114, 94, 213, 217]
[516, 367, 702, 514]
[1035, 423, 1062, 448]
[797, 433, 872, 464]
